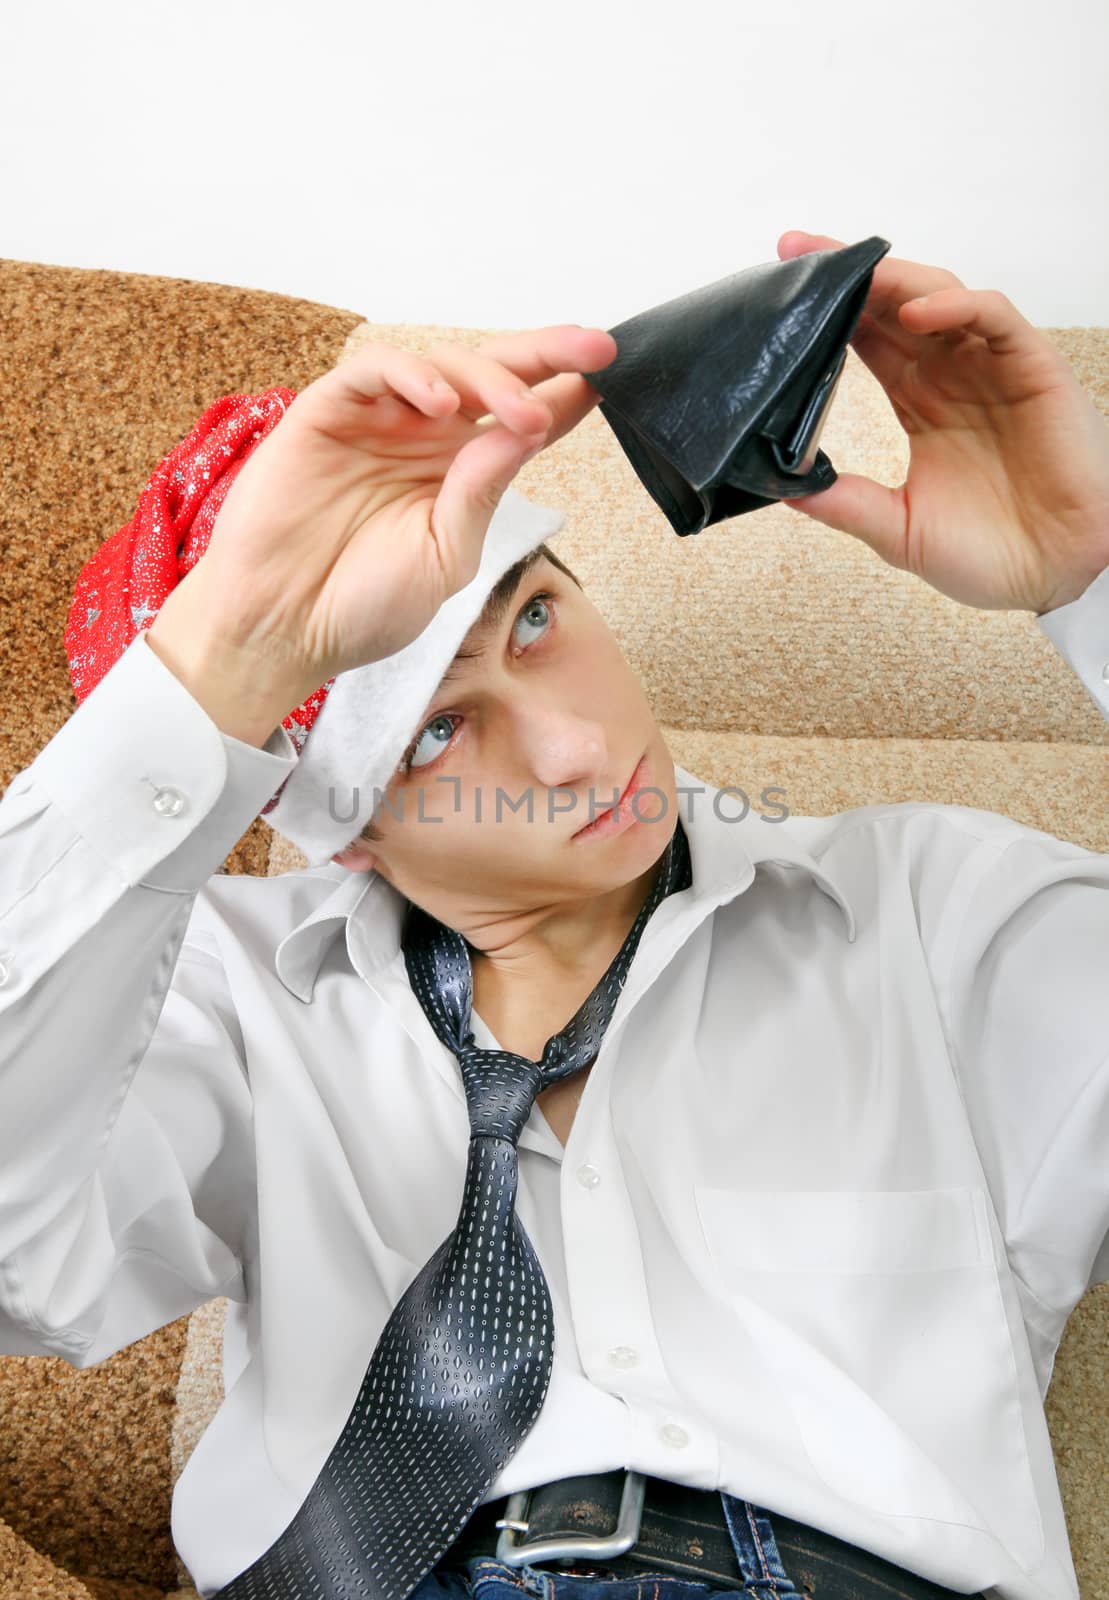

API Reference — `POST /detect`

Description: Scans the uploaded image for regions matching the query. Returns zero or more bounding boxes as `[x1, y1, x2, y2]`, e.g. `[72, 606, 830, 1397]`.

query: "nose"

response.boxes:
[516, 702, 609, 800]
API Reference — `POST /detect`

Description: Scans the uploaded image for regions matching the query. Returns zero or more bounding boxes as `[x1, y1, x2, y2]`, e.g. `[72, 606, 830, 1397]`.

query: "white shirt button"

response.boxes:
[608, 1345, 639, 1368]
[660, 1423, 690, 1449]
[576, 1164, 601, 1189]
[152, 786, 187, 818]
[0, 956, 11, 987]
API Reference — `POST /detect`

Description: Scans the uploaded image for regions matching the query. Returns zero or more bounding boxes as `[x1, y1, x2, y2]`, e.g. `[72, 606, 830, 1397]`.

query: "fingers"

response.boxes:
[776, 228, 995, 403]
[426, 325, 617, 438]
[426, 327, 619, 584]
[898, 287, 1034, 356]
[782, 472, 910, 574]
[777, 229, 835, 259]
[428, 419, 550, 584]
[425, 338, 555, 430]
[315, 326, 615, 446]
[777, 229, 966, 331]
[469, 323, 618, 389]
[318, 342, 474, 431]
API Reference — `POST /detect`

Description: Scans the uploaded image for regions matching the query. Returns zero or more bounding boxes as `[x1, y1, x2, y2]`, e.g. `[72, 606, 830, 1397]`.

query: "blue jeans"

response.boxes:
[408, 1492, 808, 1600]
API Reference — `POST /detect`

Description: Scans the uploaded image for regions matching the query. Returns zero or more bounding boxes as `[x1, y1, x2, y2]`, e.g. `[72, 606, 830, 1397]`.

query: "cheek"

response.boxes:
[568, 628, 618, 680]
[576, 636, 645, 707]
[389, 823, 529, 905]
[385, 810, 489, 869]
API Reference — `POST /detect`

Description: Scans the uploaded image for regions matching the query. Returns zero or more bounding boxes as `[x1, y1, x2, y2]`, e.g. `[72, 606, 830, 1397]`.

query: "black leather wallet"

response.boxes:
[582, 234, 891, 535]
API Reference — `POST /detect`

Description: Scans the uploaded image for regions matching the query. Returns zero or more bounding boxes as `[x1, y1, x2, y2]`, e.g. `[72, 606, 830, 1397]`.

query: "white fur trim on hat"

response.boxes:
[262, 485, 566, 866]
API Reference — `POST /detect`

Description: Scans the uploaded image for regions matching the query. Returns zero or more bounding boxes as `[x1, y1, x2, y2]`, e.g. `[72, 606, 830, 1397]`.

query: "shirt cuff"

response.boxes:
[25, 631, 299, 890]
[1035, 561, 1109, 725]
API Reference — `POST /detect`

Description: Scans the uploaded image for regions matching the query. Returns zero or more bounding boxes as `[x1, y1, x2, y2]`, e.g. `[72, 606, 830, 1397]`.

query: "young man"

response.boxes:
[1, 231, 1107, 1600]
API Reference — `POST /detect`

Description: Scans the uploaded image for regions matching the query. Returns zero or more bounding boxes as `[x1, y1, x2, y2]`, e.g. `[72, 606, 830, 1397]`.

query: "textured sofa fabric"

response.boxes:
[0, 259, 1105, 1599]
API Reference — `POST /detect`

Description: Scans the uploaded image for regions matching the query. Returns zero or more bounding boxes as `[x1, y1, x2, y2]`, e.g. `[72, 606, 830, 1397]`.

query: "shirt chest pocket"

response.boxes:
[692, 1184, 1046, 1575]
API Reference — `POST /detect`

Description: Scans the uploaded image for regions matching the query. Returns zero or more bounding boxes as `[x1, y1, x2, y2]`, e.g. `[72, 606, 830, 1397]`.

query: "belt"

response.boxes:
[438, 1469, 986, 1598]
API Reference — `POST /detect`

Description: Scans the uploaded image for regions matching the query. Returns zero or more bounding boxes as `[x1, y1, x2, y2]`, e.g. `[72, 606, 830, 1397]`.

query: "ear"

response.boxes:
[331, 840, 379, 873]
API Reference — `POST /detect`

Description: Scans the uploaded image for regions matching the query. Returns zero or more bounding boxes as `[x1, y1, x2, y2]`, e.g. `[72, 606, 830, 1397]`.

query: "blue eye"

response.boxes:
[405, 712, 459, 772]
[514, 593, 551, 647]
[402, 590, 555, 772]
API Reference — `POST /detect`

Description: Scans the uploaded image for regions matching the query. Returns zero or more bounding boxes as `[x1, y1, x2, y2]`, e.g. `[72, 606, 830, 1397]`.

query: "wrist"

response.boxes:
[144, 580, 316, 749]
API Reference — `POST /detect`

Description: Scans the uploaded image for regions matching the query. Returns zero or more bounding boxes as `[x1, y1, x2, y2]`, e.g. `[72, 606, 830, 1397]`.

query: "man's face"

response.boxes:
[332, 555, 677, 932]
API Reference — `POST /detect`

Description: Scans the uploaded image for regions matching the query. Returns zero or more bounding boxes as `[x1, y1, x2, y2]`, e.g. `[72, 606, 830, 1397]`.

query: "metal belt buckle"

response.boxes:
[495, 1470, 647, 1569]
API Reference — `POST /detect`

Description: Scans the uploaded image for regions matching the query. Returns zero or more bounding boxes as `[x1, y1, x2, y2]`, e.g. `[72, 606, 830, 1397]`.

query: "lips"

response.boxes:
[572, 754, 645, 838]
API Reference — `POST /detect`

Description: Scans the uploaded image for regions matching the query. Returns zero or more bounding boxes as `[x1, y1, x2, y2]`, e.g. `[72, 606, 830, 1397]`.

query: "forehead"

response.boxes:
[454, 547, 548, 657]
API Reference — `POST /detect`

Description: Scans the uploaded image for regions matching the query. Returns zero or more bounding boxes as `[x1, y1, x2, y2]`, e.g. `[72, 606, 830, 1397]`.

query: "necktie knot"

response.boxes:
[455, 1043, 544, 1143]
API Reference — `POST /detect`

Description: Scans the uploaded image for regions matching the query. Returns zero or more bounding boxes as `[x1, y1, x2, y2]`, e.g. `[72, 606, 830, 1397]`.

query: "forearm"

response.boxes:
[0, 631, 294, 1348]
[144, 572, 319, 749]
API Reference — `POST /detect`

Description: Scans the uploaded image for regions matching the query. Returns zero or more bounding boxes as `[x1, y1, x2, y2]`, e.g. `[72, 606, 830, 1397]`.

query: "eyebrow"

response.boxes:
[437, 547, 546, 686]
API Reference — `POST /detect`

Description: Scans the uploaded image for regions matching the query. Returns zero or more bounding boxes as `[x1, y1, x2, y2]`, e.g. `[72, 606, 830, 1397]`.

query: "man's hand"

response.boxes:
[147, 324, 617, 715]
[775, 230, 1109, 615]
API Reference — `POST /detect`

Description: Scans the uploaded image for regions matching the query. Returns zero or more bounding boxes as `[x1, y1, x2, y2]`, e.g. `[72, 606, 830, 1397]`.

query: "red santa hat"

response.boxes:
[65, 389, 564, 866]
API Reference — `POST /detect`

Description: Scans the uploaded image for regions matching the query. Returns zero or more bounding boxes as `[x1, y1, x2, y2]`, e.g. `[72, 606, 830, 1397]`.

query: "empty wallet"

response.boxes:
[582, 234, 892, 536]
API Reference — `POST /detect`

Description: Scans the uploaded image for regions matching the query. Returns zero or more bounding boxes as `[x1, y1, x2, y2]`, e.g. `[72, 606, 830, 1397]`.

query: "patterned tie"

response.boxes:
[213, 817, 691, 1600]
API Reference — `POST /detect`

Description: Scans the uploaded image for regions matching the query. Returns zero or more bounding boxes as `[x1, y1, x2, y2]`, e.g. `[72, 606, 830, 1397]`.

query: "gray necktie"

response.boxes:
[213, 818, 691, 1600]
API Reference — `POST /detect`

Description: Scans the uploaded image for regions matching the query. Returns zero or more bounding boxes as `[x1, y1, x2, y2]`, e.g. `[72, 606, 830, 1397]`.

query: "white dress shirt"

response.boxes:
[2, 562, 1108, 1600]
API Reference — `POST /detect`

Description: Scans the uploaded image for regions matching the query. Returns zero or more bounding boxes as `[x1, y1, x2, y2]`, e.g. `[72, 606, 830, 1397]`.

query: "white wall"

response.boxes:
[2, 0, 1106, 329]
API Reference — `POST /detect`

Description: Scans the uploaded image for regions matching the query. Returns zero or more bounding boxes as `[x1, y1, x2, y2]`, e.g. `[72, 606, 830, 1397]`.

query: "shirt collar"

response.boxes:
[273, 761, 858, 1003]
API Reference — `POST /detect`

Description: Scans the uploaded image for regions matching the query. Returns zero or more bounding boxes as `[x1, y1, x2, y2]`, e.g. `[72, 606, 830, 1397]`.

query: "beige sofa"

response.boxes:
[0, 258, 1105, 1599]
